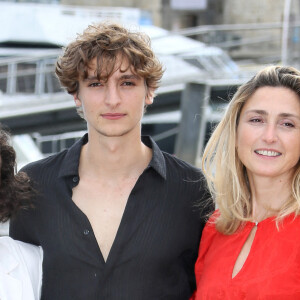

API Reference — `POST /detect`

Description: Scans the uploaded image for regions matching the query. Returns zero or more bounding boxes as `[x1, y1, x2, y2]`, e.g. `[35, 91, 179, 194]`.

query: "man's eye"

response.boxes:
[283, 122, 294, 128]
[89, 82, 102, 87]
[122, 81, 134, 86]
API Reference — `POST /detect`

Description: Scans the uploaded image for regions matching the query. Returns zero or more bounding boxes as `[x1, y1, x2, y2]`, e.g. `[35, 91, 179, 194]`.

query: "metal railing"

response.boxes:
[0, 50, 62, 95]
[173, 21, 300, 67]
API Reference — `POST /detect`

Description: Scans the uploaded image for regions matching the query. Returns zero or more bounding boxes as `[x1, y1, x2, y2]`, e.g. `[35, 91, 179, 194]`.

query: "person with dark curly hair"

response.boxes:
[10, 22, 211, 300]
[0, 128, 43, 300]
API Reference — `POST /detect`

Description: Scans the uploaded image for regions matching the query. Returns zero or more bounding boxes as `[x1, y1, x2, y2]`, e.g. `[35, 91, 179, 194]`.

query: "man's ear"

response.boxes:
[73, 93, 82, 107]
[145, 89, 155, 105]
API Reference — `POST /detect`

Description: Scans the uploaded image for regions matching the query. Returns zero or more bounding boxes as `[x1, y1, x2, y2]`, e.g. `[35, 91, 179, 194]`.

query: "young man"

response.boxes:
[10, 23, 211, 300]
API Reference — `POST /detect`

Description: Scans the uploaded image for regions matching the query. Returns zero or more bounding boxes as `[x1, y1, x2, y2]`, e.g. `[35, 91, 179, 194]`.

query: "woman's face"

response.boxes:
[236, 86, 300, 181]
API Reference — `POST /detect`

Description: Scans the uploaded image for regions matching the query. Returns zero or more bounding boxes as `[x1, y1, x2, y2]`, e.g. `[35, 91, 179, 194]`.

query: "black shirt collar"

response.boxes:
[59, 133, 166, 180]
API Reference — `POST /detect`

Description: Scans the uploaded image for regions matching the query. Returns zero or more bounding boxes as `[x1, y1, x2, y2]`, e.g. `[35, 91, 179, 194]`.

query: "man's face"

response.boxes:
[74, 57, 153, 139]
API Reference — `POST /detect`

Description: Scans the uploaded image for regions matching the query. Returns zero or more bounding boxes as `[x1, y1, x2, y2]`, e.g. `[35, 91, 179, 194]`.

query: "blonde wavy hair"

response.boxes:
[202, 66, 300, 234]
[55, 22, 164, 118]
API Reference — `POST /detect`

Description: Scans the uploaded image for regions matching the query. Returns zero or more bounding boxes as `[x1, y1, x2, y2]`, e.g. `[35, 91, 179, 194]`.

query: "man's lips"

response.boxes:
[101, 113, 126, 120]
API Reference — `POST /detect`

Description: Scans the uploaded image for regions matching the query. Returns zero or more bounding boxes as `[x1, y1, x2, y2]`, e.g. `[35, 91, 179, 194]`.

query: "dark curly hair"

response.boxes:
[0, 129, 34, 222]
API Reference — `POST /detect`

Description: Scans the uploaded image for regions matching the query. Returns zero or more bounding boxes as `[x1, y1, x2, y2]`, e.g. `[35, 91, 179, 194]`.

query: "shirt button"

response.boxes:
[83, 229, 90, 235]
[72, 176, 79, 183]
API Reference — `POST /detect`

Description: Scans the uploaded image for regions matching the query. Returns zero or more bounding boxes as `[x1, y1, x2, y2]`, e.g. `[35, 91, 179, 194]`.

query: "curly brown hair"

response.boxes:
[55, 22, 164, 98]
[0, 129, 34, 222]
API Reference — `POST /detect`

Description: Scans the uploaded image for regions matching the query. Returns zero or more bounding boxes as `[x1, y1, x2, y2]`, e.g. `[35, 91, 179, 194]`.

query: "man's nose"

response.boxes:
[104, 84, 121, 107]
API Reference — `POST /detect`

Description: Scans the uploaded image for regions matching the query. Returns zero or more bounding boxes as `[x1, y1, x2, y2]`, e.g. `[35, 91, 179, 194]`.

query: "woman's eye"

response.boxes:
[249, 118, 262, 123]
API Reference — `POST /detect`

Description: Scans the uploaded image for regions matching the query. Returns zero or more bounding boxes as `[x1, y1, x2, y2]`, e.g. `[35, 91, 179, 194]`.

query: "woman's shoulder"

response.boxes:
[196, 210, 219, 255]
[0, 237, 43, 299]
[194, 210, 219, 285]
[203, 210, 219, 233]
[0, 236, 43, 261]
[0, 236, 43, 282]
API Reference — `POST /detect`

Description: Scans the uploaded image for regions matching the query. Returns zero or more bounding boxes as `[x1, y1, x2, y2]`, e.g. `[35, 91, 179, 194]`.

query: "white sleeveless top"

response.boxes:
[0, 237, 43, 300]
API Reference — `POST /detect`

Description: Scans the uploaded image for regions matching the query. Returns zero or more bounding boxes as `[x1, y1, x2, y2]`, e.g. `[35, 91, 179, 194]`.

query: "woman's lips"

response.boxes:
[254, 149, 282, 157]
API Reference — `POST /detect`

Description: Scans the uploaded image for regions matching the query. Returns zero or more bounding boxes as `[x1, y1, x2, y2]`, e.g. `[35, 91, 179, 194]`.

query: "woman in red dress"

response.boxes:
[192, 66, 300, 300]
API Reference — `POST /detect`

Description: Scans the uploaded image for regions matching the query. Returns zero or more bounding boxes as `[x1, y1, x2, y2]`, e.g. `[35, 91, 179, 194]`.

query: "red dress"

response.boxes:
[192, 212, 300, 300]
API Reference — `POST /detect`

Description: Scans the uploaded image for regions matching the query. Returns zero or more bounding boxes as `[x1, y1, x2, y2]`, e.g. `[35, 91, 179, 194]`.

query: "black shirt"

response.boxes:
[10, 134, 211, 300]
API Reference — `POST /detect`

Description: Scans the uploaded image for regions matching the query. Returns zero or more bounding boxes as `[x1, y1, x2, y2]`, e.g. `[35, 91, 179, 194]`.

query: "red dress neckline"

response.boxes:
[193, 213, 300, 300]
